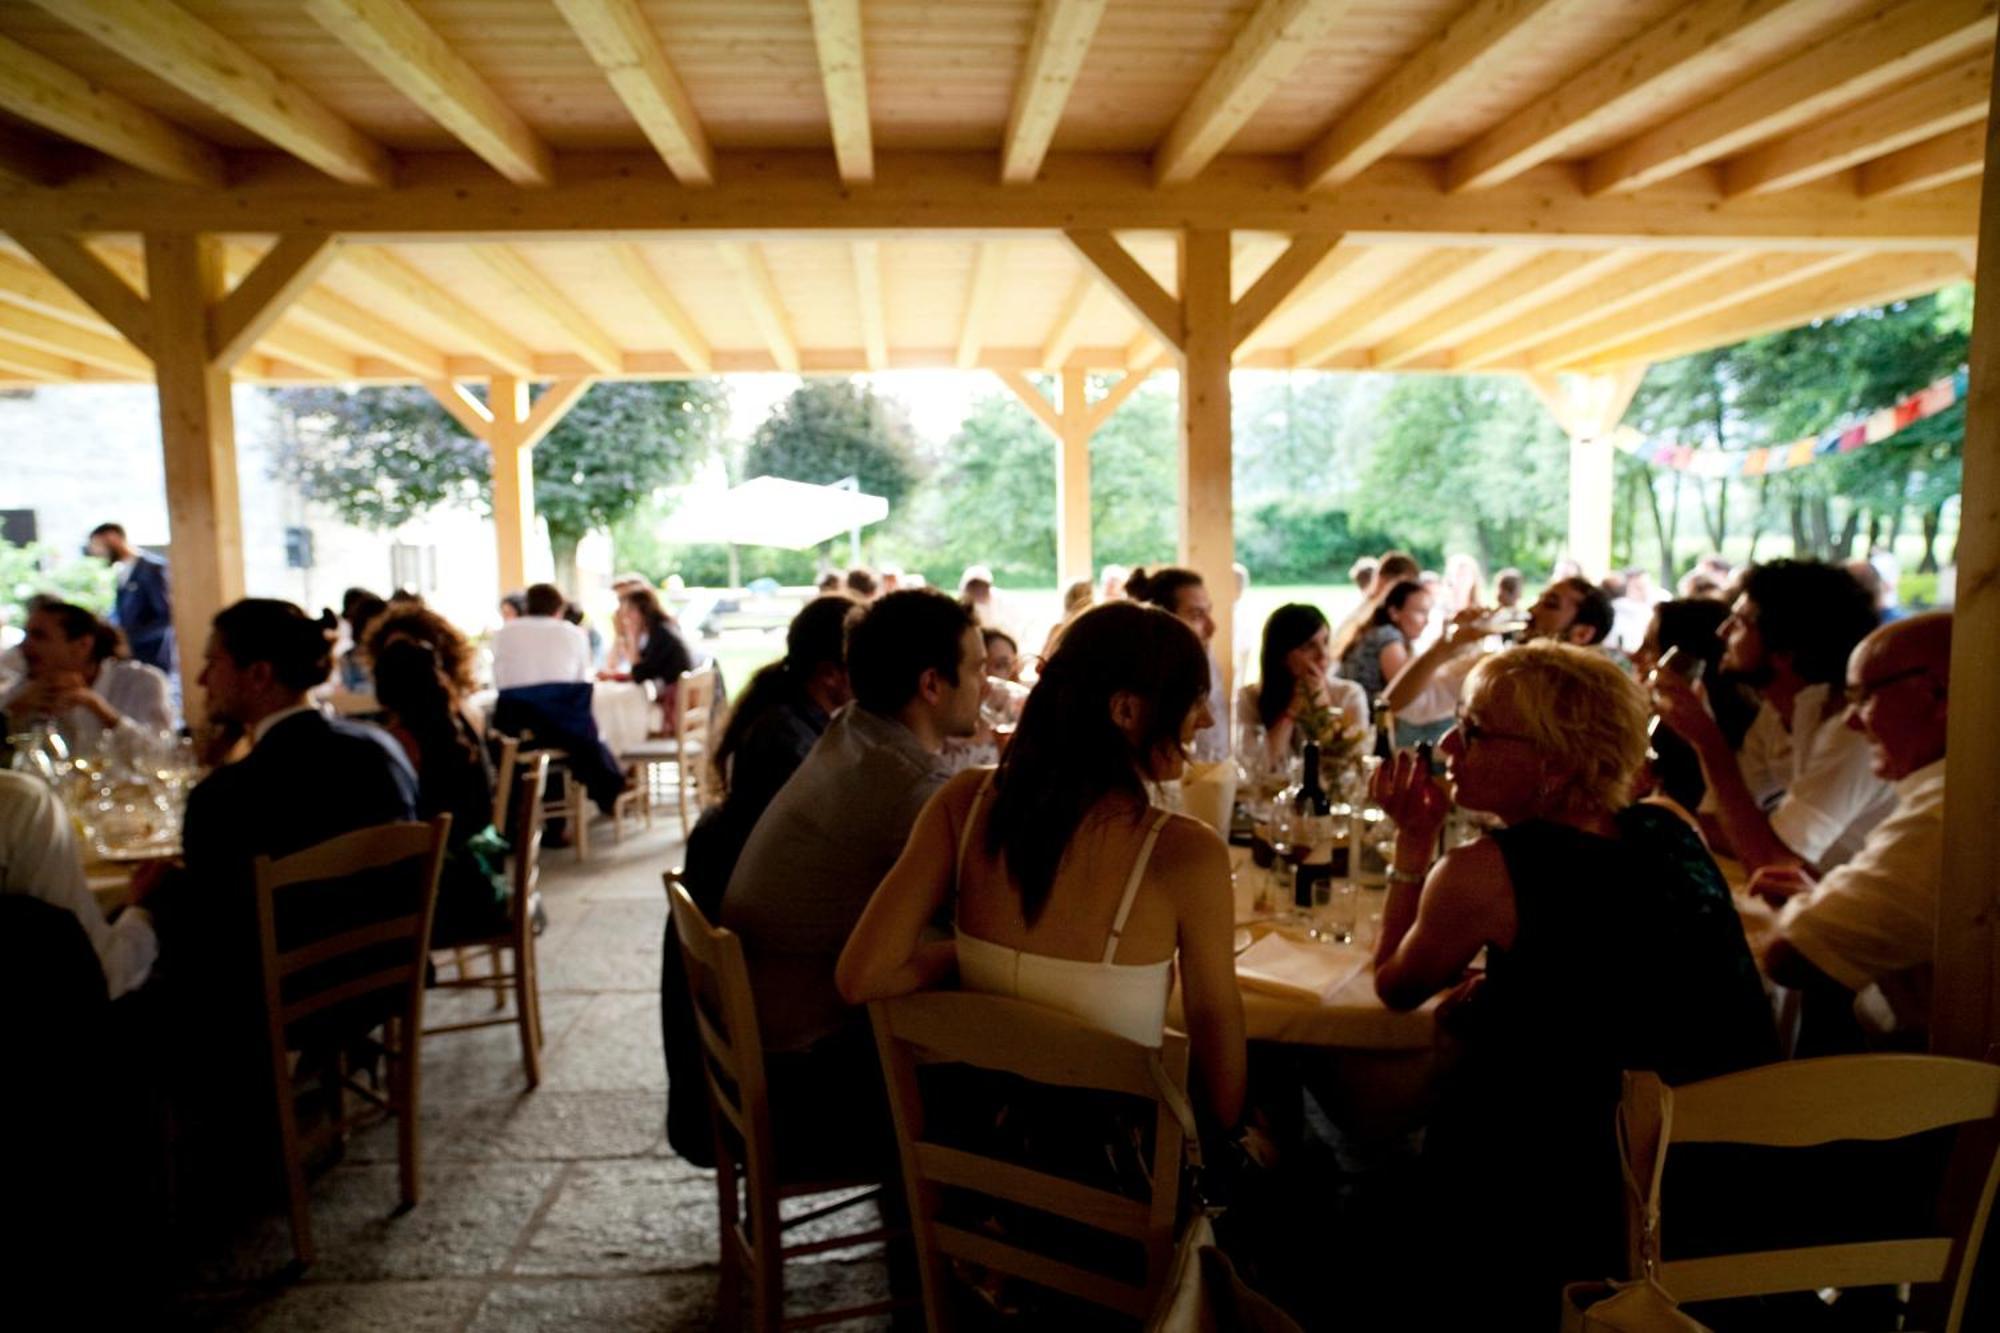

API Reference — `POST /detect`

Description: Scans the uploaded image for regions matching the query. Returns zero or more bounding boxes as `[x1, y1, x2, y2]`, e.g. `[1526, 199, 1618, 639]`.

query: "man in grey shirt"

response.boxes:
[720, 588, 983, 1169]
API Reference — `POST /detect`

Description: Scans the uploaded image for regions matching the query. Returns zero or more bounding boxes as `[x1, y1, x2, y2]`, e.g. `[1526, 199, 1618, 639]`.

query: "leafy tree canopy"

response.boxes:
[742, 379, 924, 515]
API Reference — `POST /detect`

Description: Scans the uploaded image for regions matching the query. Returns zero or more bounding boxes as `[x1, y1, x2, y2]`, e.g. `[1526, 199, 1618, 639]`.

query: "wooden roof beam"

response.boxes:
[554, 0, 713, 186]
[1040, 273, 1098, 368]
[305, 0, 551, 186]
[7, 232, 152, 352]
[1369, 250, 1627, 368]
[0, 249, 116, 331]
[423, 378, 495, 438]
[1002, 0, 1108, 184]
[36, 0, 393, 187]
[716, 241, 800, 374]
[1305, 0, 1579, 191]
[255, 319, 360, 380]
[0, 333, 74, 380]
[1573, 252, 1972, 368]
[286, 285, 448, 380]
[1294, 248, 1522, 366]
[1862, 121, 1988, 198]
[808, 0, 873, 184]
[994, 369, 1064, 436]
[0, 33, 226, 186]
[1450, 251, 1742, 368]
[1723, 51, 1992, 198]
[0, 126, 60, 186]
[0, 302, 147, 375]
[1230, 232, 1342, 350]
[473, 245, 622, 375]
[1153, 0, 1352, 186]
[850, 240, 887, 372]
[336, 246, 534, 377]
[1585, 0, 1997, 196]
[1065, 230, 1184, 349]
[210, 232, 336, 370]
[611, 243, 711, 374]
[956, 242, 1006, 370]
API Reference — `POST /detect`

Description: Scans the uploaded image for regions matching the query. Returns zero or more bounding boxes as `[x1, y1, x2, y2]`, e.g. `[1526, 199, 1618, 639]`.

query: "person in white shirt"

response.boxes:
[2, 599, 173, 752]
[1654, 559, 1894, 875]
[0, 770, 156, 998]
[1751, 613, 1951, 1037]
[489, 583, 593, 689]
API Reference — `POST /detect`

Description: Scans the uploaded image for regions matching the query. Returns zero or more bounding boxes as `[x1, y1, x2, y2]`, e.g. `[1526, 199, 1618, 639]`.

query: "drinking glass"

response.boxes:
[1311, 877, 1358, 945]
[1267, 803, 1301, 908]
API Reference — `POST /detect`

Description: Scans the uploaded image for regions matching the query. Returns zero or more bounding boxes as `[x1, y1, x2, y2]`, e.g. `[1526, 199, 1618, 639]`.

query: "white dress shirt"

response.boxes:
[0, 770, 156, 998]
[1778, 759, 1944, 1032]
[1765, 684, 1896, 871]
[490, 616, 593, 690]
[1, 657, 173, 754]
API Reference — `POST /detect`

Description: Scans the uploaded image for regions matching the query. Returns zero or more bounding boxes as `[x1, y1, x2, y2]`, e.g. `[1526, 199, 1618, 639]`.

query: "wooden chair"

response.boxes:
[869, 991, 1191, 1328]
[664, 876, 902, 1330]
[251, 816, 453, 1268]
[511, 744, 587, 861]
[424, 753, 551, 1087]
[626, 665, 720, 832]
[1620, 1055, 2000, 1331]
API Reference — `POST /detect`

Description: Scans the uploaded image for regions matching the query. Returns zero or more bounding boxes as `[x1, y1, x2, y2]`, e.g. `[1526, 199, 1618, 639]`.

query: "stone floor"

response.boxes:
[170, 815, 894, 1332]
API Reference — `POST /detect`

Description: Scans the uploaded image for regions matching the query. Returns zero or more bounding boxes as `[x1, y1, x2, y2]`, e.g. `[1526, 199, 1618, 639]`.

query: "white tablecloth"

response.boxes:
[467, 680, 654, 757]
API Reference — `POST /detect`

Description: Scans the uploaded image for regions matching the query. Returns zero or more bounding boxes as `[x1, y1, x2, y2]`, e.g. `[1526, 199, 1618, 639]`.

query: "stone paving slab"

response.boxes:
[537, 899, 670, 994]
[539, 991, 669, 1094]
[346, 1089, 669, 1165]
[170, 1279, 489, 1332]
[512, 1159, 716, 1276]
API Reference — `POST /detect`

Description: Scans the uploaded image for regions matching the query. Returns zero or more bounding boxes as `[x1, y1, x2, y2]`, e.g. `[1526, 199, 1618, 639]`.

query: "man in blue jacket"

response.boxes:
[89, 522, 174, 674]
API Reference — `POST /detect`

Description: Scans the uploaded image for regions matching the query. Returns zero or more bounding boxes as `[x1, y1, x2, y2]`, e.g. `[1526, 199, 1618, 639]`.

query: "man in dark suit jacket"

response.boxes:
[89, 522, 175, 674]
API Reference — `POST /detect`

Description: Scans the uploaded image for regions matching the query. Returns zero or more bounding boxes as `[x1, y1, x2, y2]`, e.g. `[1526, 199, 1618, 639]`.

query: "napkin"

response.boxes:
[1234, 932, 1369, 1004]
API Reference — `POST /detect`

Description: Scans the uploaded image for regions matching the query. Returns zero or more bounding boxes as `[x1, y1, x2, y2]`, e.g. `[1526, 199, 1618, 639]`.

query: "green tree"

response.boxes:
[1088, 381, 1179, 572]
[743, 379, 924, 517]
[890, 387, 1055, 586]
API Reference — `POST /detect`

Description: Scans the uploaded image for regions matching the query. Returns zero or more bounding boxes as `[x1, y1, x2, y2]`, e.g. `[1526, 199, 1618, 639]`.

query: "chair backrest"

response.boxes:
[251, 817, 452, 1047]
[676, 665, 719, 741]
[1624, 1055, 2000, 1328]
[869, 991, 1190, 1323]
[509, 752, 550, 912]
[665, 879, 776, 1184]
[490, 733, 520, 834]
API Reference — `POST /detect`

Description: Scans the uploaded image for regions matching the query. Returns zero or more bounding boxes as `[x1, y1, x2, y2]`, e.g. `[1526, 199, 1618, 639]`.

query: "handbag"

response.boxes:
[1559, 1081, 1712, 1333]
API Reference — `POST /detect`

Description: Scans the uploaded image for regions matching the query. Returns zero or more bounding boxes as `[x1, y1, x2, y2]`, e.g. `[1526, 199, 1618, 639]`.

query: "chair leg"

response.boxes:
[391, 1020, 421, 1209]
[716, 1158, 745, 1330]
[677, 757, 693, 833]
[273, 1058, 317, 1267]
[489, 945, 506, 1010]
[514, 943, 543, 1089]
[572, 783, 590, 862]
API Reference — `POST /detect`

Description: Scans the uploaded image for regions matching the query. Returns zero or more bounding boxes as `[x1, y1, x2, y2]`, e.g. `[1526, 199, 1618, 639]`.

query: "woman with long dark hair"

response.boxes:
[1338, 578, 1432, 698]
[837, 601, 1246, 1124]
[1239, 602, 1367, 767]
[1633, 597, 1757, 816]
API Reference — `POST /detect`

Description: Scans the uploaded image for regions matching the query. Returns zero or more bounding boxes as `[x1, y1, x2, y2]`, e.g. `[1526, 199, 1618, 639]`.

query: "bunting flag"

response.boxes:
[1607, 368, 1969, 478]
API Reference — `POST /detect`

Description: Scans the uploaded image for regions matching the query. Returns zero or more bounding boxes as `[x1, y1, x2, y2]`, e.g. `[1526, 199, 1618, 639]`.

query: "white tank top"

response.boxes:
[952, 777, 1174, 1048]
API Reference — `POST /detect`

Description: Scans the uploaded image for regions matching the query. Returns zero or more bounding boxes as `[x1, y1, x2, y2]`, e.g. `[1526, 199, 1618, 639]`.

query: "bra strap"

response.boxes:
[1104, 809, 1171, 964]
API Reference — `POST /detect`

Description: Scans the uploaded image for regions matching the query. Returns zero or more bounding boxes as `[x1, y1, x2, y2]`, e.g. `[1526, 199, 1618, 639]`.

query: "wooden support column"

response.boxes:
[1180, 229, 1233, 698]
[1524, 366, 1647, 582]
[145, 233, 242, 727]
[1058, 365, 1093, 589]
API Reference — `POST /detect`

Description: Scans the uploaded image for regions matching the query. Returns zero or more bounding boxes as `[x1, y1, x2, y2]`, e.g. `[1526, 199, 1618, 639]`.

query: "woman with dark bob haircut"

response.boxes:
[1238, 601, 1367, 768]
[838, 601, 1246, 1125]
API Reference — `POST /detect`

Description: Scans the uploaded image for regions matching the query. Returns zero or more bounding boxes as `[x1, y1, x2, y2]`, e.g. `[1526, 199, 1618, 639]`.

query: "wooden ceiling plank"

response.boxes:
[7, 232, 152, 352]
[0, 33, 225, 187]
[850, 240, 887, 372]
[286, 285, 448, 379]
[34, 0, 393, 187]
[1448, 0, 1824, 193]
[1229, 232, 1342, 350]
[337, 246, 533, 376]
[1369, 249, 1622, 367]
[1002, 0, 1109, 184]
[1235, 241, 1372, 354]
[0, 302, 147, 374]
[716, 241, 800, 373]
[210, 232, 336, 370]
[0, 125, 60, 186]
[0, 333, 74, 380]
[1293, 247, 1501, 366]
[956, 241, 1006, 370]
[554, 0, 713, 186]
[1585, 0, 1998, 196]
[1040, 272, 1098, 368]
[0, 249, 113, 330]
[1572, 252, 1972, 367]
[305, 0, 550, 187]
[473, 245, 622, 375]
[1064, 230, 1184, 349]
[1305, 0, 1581, 191]
[255, 319, 358, 380]
[612, 243, 711, 374]
[1153, 0, 1353, 186]
[1861, 121, 1988, 198]
[1526, 251, 1868, 368]
[1724, 51, 1993, 197]
[807, 0, 873, 185]
[1451, 251, 1742, 367]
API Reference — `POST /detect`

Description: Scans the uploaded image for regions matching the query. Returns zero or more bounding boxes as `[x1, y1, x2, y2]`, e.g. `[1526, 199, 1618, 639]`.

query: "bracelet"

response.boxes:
[1386, 867, 1426, 887]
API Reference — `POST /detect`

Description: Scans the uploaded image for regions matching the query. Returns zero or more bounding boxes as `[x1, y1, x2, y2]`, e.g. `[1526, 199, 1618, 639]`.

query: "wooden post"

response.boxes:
[1179, 229, 1233, 700]
[1525, 367, 1647, 582]
[1058, 365, 1092, 588]
[1935, 68, 2000, 1063]
[144, 233, 243, 728]
[486, 374, 536, 595]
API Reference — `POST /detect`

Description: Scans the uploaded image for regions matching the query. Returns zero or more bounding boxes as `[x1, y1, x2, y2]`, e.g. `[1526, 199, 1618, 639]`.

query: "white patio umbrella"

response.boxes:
[665, 475, 888, 581]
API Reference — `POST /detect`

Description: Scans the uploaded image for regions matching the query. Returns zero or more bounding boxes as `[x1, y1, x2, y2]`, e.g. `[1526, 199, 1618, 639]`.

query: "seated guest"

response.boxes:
[1491, 566, 1522, 609]
[844, 566, 879, 602]
[816, 570, 843, 596]
[0, 769, 156, 998]
[718, 588, 981, 1171]
[604, 585, 692, 692]
[1328, 549, 1420, 667]
[1339, 578, 1432, 699]
[3, 599, 172, 751]
[1632, 598, 1757, 816]
[498, 590, 527, 622]
[489, 584, 625, 816]
[491, 583, 590, 688]
[1757, 613, 1950, 1041]
[1238, 603, 1368, 767]
[1372, 643, 1776, 1324]
[1127, 566, 1229, 761]
[1654, 559, 1894, 874]
[1037, 578, 1096, 661]
[1348, 555, 1378, 604]
[982, 627, 1020, 683]
[838, 600, 1247, 1125]
[337, 589, 387, 694]
[562, 602, 604, 671]
[372, 636, 508, 947]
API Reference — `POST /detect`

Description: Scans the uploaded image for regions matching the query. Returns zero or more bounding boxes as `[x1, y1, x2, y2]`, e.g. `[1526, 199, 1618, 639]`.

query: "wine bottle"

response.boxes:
[1292, 740, 1332, 909]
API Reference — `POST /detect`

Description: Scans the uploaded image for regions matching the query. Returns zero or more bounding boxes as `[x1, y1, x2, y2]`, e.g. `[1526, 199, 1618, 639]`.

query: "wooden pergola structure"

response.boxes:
[0, 0, 1994, 1062]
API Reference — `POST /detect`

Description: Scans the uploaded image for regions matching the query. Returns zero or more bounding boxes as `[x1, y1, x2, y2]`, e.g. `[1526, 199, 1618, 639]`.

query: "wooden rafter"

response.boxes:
[994, 369, 1063, 436]
[1153, 0, 1351, 186]
[1723, 51, 1993, 198]
[1085, 367, 1155, 433]
[1293, 248, 1521, 367]
[611, 243, 711, 374]
[210, 233, 336, 370]
[286, 285, 448, 379]
[0, 126, 59, 186]
[0, 249, 113, 332]
[1040, 273, 1097, 368]
[336, 246, 534, 377]
[519, 379, 594, 451]
[306, 0, 551, 187]
[1862, 121, 1988, 198]
[1229, 232, 1342, 349]
[554, 0, 714, 186]
[473, 246, 621, 375]
[956, 242, 1006, 370]
[1369, 250, 1624, 368]
[1235, 243, 1370, 355]
[256, 319, 359, 380]
[1584, 0, 1997, 196]
[36, 0, 393, 187]
[1002, 0, 1108, 184]
[1451, 252, 1742, 368]
[1065, 230, 1183, 349]
[807, 0, 873, 185]
[423, 378, 494, 436]
[0, 302, 147, 375]
[7, 233, 152, 353]
[0, 33, 226, 187]
[0, 333, 73, 380]
[1305, 0, 1578, 191]
[850, 240, 887, 372]
[716, 241, 800, 374]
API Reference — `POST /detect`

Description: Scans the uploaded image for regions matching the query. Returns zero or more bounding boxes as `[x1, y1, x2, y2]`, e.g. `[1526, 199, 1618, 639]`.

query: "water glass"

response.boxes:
[1312, 877, 1358, 945]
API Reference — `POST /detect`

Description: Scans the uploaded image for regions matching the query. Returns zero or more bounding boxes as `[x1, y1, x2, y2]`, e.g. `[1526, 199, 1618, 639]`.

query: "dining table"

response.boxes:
[465, 678, 654, 756]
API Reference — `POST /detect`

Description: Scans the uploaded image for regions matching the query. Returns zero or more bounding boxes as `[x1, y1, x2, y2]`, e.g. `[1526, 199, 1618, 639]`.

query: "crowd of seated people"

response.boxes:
[2, 597, 173, 750]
